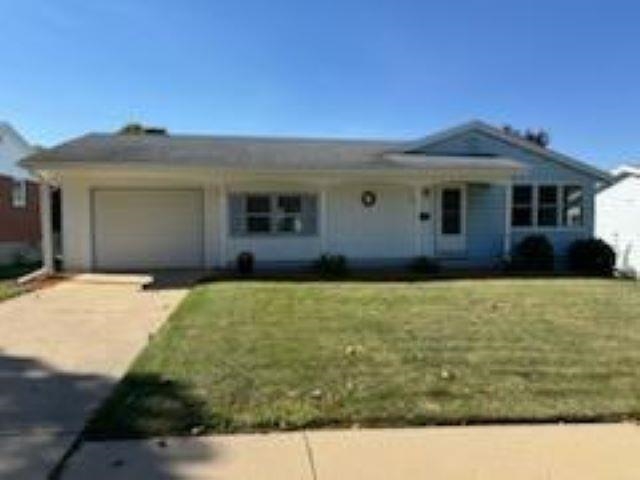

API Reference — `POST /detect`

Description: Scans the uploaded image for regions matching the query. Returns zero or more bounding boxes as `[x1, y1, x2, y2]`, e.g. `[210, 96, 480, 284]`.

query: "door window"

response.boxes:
[441, 188, 462, 235]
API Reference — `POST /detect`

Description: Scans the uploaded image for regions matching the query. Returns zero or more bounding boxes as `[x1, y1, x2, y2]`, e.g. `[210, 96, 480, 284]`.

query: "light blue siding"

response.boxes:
[465, 183, 504, 265]
[418, 129, 597, 266]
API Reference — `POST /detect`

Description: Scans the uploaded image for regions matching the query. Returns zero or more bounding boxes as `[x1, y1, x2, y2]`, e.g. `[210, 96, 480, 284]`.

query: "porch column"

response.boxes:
[503, 181, 512, 259]
[219, 183, 228, 268]
[413, 185, 422, 256]
[39, 182, 54, 272]
[319, 186, 329, 253]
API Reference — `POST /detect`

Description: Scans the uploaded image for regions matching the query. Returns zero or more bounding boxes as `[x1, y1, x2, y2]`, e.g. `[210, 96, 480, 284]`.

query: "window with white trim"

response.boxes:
[537, 185, 558, 227]
[511, 185, 533, 227]
[511, 184, 584, 228]
[562, 185, 584, 227]
[11, 180, 27, 208]
[230, 193, 317, 236]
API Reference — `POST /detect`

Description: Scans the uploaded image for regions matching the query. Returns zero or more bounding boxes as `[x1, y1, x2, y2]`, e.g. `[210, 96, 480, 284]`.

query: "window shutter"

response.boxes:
[228, 194, 244, 236]
[301, 194, 318, 235]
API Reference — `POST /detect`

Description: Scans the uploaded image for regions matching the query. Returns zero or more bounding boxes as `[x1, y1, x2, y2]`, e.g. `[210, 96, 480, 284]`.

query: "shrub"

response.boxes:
[511, 235, 555, 272]
[11, 252, 28, 267]
[409, 256, 440, 274]
[236, 251, 254, 275]
[567, 238, 616, 276]
[313, 254, 348, 278]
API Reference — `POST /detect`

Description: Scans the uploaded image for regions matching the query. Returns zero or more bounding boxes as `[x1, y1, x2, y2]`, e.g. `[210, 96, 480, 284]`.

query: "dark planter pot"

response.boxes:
[236, 252, 254, 275]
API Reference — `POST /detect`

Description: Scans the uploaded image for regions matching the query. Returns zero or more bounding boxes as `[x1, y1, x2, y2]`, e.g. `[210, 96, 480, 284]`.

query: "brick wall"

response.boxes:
[0, 175, 40, 244]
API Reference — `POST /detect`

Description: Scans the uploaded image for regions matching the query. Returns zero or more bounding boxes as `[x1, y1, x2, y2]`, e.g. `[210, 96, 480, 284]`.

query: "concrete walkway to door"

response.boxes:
[0, 275, 191, 479]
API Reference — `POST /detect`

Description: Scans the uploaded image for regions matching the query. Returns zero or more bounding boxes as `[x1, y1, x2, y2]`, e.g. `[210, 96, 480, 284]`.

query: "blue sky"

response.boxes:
[2, 0, 639, 168]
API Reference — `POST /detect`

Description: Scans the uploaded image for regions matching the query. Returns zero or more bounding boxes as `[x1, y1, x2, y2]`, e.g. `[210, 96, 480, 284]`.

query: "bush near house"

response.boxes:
[236, 252, 255, 275]
[409, 256, 441, 274]
[511, 235, 555, 272]
[313, 254, 348, 277]
[567, 239, 616, 277]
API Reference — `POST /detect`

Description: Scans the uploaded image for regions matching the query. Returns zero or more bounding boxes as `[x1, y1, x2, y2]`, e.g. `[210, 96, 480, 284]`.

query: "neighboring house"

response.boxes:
[21, 120, 610, 272]
[596, 165, 640, 277]
[0, 122, 40, 265]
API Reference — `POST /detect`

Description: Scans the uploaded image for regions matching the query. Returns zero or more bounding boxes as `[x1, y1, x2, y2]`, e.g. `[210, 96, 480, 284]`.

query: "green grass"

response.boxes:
[88, 278, 640, 438]
[0, 264, 38, 302]
[0, 281, 24, 302]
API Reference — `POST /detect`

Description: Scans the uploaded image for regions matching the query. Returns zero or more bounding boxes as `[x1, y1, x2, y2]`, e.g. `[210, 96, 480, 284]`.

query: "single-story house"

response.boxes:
[596, 165, 640, 278]
[21, 120, 610, 272]
[0, 122, 40, 265]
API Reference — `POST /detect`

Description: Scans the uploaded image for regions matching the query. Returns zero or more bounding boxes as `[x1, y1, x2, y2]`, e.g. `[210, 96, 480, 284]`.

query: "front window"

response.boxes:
[231, 193, 317, 236]
[441, 188, 462, 235]
[562, 186, 583, 227]
[511, 184, 584, 228]
[245, 195, 272, 233]
[537, 185, 558, 227]
[11, 180, 27, 208]
[511, 185, 533, 227]
[275, 195, 303, 233]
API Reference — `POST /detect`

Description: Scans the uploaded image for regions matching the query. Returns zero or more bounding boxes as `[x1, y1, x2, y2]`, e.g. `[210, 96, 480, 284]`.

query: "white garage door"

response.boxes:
[93, 189, 204, 270]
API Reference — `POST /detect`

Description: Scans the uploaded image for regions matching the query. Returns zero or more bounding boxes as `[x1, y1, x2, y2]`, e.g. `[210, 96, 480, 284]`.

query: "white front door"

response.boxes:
[436, 185, 466, 254]
[419, 186, 435, 256]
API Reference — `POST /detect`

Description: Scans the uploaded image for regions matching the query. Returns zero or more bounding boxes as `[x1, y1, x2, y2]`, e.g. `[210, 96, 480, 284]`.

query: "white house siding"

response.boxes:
[93, 190, 204, 270]
[61, 174, 421, 271]
[596, 176, 640, 277]
[223, 183, 322, 266]
[56, 139, 600, 272]
[225, 236, 322, 265]
[60, 174, 220, 271]
[0, 123, 34, 179]
[223, 183, 416, 266]
[327, 184, 415, 262]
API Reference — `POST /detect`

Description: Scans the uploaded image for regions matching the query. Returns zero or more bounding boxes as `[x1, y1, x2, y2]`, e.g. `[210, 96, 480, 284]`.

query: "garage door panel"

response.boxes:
[93, 190, 204, 270]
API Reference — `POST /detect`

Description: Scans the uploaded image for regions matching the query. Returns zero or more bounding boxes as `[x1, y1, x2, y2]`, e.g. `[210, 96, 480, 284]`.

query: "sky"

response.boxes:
[1, 0, 639, 169]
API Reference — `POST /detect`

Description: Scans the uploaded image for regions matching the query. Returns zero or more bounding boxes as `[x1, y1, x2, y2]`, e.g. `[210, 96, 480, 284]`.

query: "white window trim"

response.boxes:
[11, 180, 27, 208]
[235, 192, 318, 237]
[537, 185, 560, 228]
[512, 184, 534, 228]
[511, 181, 587, 232]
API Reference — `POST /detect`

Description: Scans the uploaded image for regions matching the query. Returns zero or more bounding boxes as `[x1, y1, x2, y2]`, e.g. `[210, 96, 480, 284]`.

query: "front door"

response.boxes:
[419, 186, 435, 256]
[436, 185, 466, 254]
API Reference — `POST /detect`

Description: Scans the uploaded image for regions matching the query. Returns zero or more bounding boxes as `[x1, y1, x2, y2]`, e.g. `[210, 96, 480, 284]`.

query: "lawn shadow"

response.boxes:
[85, 373, 217, 439]
[198, 268, 614, 284]
[60, 373, 221, 478]
[141, 270, 212, 291]
[0, 351, 115, 479]
[0, 350, 217, 479]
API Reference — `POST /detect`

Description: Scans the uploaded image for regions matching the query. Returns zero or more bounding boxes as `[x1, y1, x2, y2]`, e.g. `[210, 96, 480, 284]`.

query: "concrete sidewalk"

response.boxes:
[63, 423, 640, 479]
[0, 277, 189, 479]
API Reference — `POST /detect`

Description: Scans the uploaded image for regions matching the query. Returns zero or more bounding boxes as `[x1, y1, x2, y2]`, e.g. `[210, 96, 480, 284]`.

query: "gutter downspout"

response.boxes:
[16, 178, 55, 285]
[39, 180, 55, 274]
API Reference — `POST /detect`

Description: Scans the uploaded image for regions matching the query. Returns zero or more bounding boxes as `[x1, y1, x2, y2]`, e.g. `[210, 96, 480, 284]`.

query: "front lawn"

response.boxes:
[0, 264, 39, 302]
[0, 281, 24, 303]
[88, 278, 640, 437]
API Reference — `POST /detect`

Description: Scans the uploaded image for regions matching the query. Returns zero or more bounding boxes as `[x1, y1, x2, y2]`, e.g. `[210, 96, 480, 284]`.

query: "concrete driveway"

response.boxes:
[0, 276, 190, 479]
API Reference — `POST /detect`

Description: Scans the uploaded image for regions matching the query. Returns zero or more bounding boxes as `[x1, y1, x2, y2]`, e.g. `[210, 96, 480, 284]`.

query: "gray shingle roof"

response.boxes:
[21, 132, 525, 172]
